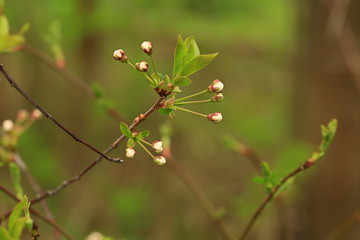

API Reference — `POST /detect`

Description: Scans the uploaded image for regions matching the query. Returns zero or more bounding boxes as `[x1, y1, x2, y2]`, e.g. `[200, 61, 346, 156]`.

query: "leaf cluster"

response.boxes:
[253, 162, 281, 193]
[120, 122, 150, 148]
[0, 13, 28, 52]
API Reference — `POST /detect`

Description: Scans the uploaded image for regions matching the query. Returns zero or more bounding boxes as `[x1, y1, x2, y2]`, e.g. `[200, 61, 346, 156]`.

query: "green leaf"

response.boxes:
[159, 107, 173, 116]
[181, 53, 219, 76]
[127, 138, 135, 148]
[120, 122, 132, 138]
[173, 35, 187, 78]
[10, 218, 26, 239]
[9, 162, 23, 199]
[260, 162, 271, 179]
[0, 15, 9, 35]
[8, 198, 27, 236]
[253, 176, 265, 184]
[183, 36, 200, 64]
[165, 74, 171, 84]
[0, 228, 13, 240]
[135, 131, 150, 140]
[172, 76, 192, 87]
[0, 35, 25, 52]
[17, 22, 30, 35]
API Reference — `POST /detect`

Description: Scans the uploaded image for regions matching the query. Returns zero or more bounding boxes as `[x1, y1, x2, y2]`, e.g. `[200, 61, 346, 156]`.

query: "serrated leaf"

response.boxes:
[120, 122, 132, 138]
[127, 138, 135, 148]
[183, 36, 200, 64]
[0, 15, 9, 35]
[159, 107, 173, 115]
[181, 53, 218, 76]
[9, 162, 23, 199]
[253, 176, 265, 184]
[173, 35, 187, 78]
[172, 76, 192, 87]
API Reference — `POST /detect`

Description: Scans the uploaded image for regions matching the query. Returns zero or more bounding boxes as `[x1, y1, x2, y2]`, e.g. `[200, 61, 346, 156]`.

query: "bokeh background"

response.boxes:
[1, 0, 360, 239]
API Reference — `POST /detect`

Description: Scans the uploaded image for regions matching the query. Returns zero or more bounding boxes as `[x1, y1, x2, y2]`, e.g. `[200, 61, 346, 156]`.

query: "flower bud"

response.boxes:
[141, 41, 153, 55]
[152, 141, 163, 153]
[135, 61, 148, 72]
[208, 79, 224, 93]
[113, 49, 128, 62]
[211, 93, 224, 102]
[85, 232, 103, 240]
[17, 109, 29, 122]
[207, 112, 223, 124]
[30, 109, 42, 120]
[125, 147, 136, 158]
[154, 156, 166, 166]
[165, 83, 175, 95]
[2, 119, 14, 132]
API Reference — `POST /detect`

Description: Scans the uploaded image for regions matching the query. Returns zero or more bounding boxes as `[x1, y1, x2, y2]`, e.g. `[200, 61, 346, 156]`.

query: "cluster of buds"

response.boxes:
[113, 49, 128, 63]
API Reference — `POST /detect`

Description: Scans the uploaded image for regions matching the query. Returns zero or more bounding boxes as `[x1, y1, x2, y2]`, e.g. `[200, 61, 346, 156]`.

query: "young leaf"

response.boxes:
[181, 53, 219, 76]
[17, 22, 30, 35]
[183, 36, 200, 64]
[120, 122, 132, 138]
[9, 217, 26, 239]
[0, 228, 12, 240]
[253, 176, 265, 184]
[8, 197, 27, 236]
[172, 76, 192, 87]
[173, 35, 187, 78]
[9, 162, 23, 199]
[0, 15, 9, 35]
[135, 131, 150, 140]
[260, 162, 271, 179]
[165, 74, 171, 84]
[127, 138, 135, 148]
[159, 107, 173, 116]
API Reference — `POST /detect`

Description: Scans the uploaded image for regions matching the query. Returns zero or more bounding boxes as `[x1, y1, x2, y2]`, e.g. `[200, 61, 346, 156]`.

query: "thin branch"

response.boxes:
[239, 159, 312, 240]
[0, 64, 122, 163]
[324, 208, 360, 240]
[29, 96, 165, 204]
[164, 149, 235, 240]
[0, 184, 76, 240]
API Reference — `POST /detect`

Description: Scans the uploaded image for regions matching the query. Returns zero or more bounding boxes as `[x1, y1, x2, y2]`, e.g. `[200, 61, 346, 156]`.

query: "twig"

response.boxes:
[324, 208, 360, 240]
[22, 44, 126, 123]
[0, 64, 122, 163]
[14, 154, 61, 240]
[29, 96, 165, 204]
[164, 149, 236, 240]
[0, 184, 76, 240]
[239, 159, 313, 240]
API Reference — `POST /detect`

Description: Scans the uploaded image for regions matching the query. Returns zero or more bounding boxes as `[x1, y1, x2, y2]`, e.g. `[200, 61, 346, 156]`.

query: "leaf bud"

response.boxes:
[2, 119, 14, 132]
[165, 83, 175, 95]
[208, 79, 224, 93]
[141, 41, 153, 55]
[135, 61, 148, 72]
[207, 112, 223, 124]
[211, 93, 224, 102]
[125, 147, 136, 158]
[113, 49, 128, 62]
[152, 141, 163, 153]
[154, 156, 166, 166]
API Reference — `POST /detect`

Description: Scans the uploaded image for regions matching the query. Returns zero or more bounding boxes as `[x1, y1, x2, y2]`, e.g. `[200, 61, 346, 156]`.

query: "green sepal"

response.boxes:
[127, 138, 135, 148]
[120, 122, 132, 138]
[172, 76, 192, 87]
[181, 53, 218, 76]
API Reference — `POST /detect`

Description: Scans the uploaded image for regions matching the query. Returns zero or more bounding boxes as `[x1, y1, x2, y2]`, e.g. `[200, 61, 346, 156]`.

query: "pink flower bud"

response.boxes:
[152, 141, 163, 153]
[211, 93, 224, 102]
[113, 49, 128, 62]
[208, 79, 224, 93]
[207, 112, 223, 124]
[141, 41, 153, 55]
[135, 61, 148, 72]
[125, 147, 136, 158]
[30, 109, 42, 120]
[2, 119, 14, 132]
[17, 109, 29, 122]
[154, 156, 166, 166]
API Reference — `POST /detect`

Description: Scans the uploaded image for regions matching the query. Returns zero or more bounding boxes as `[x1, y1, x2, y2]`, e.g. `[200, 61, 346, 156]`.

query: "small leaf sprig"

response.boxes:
[120, 122, 166, 166]
[113, 35, 224, 124]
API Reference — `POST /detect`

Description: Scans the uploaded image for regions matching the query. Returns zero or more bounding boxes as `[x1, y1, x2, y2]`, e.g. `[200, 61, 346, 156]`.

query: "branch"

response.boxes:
[0, 64, 122, 163]
[29, 96, 165, 204]
[164, 149, 235, 240]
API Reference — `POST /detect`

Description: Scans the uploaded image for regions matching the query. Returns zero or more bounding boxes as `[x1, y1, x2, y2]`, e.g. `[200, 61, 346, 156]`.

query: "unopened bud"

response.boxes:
[152, 141, 163, 153]
[126, 147, 136, 158]
[2, 120, 14, 132]
[17, 109, 29, 122]
[154, 156, 166, 166]
[113, 49, 128, 62]
[30, 109, 42, 120]
[208, 79, 224, 93]
[85, 232, 103, 240]
[139, 114, 146, 121]
[135, 61, 148, 72]
[211, 93, 224, 102]
[165, 83, 175, 95]
[141, 41, 153, 55]
[207, 112, 223, 124]
[164, 98, 175, 107]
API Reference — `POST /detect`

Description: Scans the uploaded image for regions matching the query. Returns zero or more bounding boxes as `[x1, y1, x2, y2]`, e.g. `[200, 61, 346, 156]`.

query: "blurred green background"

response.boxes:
[1, 0, 360, 239]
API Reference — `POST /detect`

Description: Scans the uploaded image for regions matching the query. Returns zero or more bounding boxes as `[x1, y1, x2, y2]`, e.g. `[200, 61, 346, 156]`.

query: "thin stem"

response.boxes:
[164, 149, 235, 240]
[175, 89, 208, 102]
[175, 106, 207, 118]
[29, 96, 165, 204]
[0, 64, 122, 163]
[175, 99, 211, 105]
[239, 160, 311, 240]
[145, 71, 156, 85]
[136, 137, 153, 147]
[150, 55, 159, 79]
[136, 139, 155, 159]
